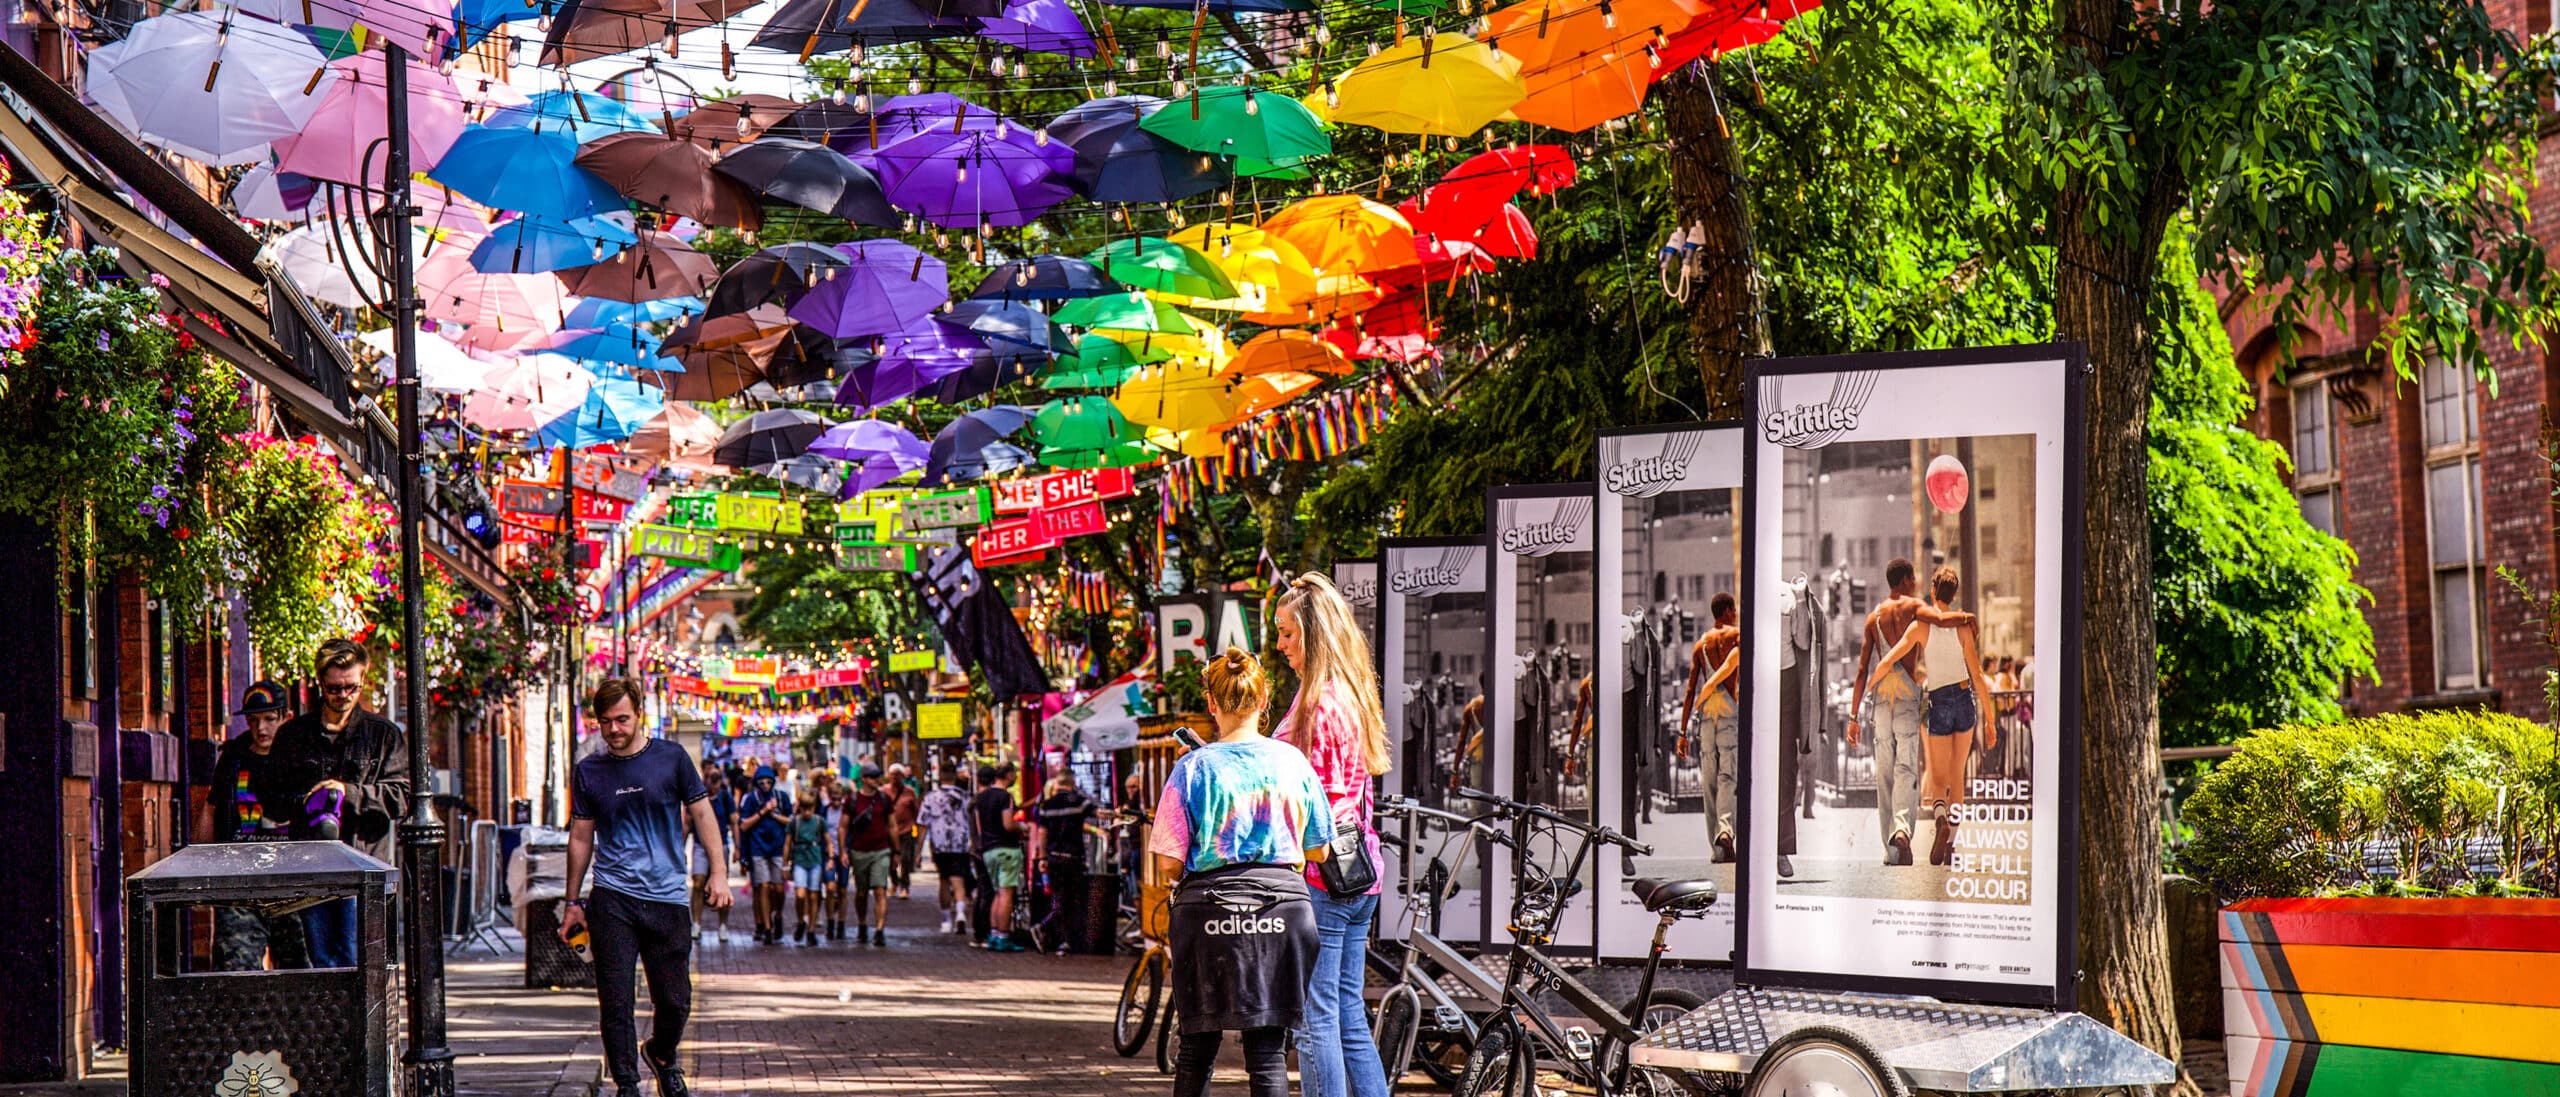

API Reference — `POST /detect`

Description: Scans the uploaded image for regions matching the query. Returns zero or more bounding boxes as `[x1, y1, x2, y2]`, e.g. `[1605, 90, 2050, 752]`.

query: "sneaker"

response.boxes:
[644, 1045, 690, 1097]
[689, 923, 701, 941]
[939, 914, 955, 934]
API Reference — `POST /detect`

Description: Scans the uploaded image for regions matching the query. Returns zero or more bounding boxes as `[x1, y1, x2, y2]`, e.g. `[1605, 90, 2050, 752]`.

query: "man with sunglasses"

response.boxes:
[274, 637, 411, 968]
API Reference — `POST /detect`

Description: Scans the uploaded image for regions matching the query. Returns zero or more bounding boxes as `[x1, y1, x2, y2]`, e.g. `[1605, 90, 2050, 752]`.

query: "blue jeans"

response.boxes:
[1295, 890, 1389, 1097]
[300, 897, 358, 969]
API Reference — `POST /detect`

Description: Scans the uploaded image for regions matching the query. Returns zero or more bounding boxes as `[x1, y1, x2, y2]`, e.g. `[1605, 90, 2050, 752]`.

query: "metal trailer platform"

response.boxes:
[1628, 987, 2177, 1092]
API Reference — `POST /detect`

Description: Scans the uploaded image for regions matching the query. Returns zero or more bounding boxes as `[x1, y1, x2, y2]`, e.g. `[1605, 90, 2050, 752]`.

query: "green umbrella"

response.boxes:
[1042, 334, 1167, 388]
[1086, 237, 1239, 301]
[1054, 293, 1198, 335]
[1138, 86, 1331, 163]
[1033, 395, 1146, 451]
[1235, 157, 1313, 180]
[1043, 439, 1163, 469]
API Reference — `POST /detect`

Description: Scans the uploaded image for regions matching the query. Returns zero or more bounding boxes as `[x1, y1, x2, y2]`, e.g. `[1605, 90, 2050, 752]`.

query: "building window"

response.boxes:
[2290, 380, 2340, 536]
[2421, 360, 2487, 691]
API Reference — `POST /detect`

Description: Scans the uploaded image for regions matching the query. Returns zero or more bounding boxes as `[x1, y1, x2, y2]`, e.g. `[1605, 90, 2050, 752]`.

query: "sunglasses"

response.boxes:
[321, 684, 363, 696]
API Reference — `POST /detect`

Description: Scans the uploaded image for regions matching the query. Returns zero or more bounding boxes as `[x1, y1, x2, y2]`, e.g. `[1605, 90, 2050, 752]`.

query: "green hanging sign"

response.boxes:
[630, 524, 743, 571]
[898, 487, 993, 531]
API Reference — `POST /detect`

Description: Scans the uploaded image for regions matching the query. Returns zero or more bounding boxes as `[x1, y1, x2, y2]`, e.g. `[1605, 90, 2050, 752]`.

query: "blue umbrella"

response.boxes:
[487, 89, 660, 144]
[536, 377, 665, 448]
[966, 254, 1122, 301]
[549, 327, 686, 372]
[563, 295, 703, 328]
[429, 125, 628, 220]
[924, 405, 1035, 485]
[940, 300, 1057, 350]
[468, 212, 638, 273]
[1046, 95, 1229, 204]
[453, 0, 548, 51]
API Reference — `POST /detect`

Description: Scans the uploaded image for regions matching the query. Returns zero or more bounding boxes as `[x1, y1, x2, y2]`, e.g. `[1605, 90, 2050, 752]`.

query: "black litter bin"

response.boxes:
[126, 841, 397, 1097]
[1075, 870, 1122, 954]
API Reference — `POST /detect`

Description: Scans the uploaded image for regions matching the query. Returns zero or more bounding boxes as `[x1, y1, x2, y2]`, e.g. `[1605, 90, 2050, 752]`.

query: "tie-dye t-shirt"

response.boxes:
[1146, 735, 1336, 873]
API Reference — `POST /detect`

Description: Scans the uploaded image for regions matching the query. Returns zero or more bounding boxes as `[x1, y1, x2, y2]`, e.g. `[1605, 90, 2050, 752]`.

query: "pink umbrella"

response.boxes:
[449, 324, 555, 353]
[628, 401, 724, 472]
[462, 353, 592, 432]
[274, 51, 464, 186]
[417, 253, 571, 333]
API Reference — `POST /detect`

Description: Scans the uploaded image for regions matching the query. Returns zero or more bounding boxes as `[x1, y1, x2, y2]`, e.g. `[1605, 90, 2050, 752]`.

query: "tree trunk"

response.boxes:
[1659, 62, 1770, 416]
[2053, 3, 2194, 1090]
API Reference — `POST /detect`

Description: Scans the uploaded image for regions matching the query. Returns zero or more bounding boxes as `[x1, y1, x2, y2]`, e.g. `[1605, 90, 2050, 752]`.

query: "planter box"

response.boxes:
[2220, 897, 2560, 1096]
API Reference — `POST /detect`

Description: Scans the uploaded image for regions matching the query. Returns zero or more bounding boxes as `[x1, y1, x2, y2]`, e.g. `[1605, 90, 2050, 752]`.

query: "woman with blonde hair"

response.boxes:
[1148, 647, 1334, 1097]
[1274, 571, 1393, 1097]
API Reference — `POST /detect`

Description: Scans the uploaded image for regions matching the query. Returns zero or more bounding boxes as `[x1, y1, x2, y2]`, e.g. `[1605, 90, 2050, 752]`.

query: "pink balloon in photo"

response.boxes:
[1925, 453, 1970, 513]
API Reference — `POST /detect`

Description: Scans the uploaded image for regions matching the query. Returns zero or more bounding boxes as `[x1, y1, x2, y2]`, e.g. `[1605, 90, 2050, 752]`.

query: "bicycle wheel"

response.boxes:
[1112, 947, 1166, 1057]
[1154, 997, 1180, 1075]
[1742, 1026, 1907, 1097]
[1454, 1017, 1529, 1097]
[1415, 1031, 1473, 1088]
[1372, 984, 1423, 1085]
[1601, 987, 1705, 1096]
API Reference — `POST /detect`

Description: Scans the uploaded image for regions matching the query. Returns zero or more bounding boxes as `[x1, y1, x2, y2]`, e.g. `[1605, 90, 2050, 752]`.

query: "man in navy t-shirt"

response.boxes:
[561, 680, 729, 1097]
[735, 766, 790, 943]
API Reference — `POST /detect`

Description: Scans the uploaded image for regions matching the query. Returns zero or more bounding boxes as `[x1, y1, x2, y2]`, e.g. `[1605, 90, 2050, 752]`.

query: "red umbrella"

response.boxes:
[558, 230, 721, 302]
[1402, 198, 1539, 263]
[1408, 145, 1576, 241]
[1369, 235, 1497, 291]
[1347, 290, 1439, 340]
[573, 131, 762, 230]
[1320, 326, 1437, 363]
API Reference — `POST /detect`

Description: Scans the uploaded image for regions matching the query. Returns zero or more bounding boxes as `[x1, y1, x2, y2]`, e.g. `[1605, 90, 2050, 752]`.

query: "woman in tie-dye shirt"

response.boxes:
[1148, 648, 1332, 1097]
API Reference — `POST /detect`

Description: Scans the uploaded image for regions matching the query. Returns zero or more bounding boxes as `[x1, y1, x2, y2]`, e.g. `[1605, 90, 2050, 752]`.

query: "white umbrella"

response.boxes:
[260, 220, 376, 309]
[213, 0, 449, 59]
[356, 327, 493, 393]
[86, 12, 337, 167]
[461, 353, 590, 432]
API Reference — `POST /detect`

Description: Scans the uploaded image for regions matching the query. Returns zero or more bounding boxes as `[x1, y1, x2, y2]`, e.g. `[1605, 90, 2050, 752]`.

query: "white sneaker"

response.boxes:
[939, 914, 955, 933]
[690, 924, 701, 941]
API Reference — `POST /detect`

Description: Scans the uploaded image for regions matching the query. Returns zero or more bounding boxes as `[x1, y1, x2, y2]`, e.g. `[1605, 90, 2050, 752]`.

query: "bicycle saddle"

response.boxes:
[1631, 877, 1718, 914]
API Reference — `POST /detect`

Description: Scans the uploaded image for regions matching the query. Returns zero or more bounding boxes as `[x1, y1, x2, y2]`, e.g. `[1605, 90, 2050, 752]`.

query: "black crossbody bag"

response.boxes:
[1317, 824, 1377, 898]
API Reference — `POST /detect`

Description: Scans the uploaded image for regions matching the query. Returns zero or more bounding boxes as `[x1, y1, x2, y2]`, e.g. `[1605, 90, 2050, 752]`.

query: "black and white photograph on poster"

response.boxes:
[1332, 557, 1379, 657]
[1484, 485, 1598, 951]
[1740, 344, 2083, 1007]
[1593, 424, 1742, 961]
[1378, 538, 1489, 943]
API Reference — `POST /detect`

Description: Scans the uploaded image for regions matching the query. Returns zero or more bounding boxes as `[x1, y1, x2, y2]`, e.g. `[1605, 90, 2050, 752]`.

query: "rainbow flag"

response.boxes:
[714, 712, 742, 738]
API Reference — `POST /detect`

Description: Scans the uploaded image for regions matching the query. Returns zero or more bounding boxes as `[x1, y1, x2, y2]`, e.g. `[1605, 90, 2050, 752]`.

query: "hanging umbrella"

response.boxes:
[752, 455, 849, 495]
[556, 230, 721, 302]
[1658, 3, 1809, 69]
[669, 93, 802, 151]
[628, 401, 724, 467]
[1331, 33, 1526, 137]
[1148, 426, 1231, 460]
[1415, 144, 1577, 234]
[1052, 294, 1196, 335]
[566, 295, 704, 328]
[714, 407, 836, 467]
[923, 406, 1035, 485]
[787, 240, 948, 339]
[85, 12, 337, 166]
[356, 328, 491, 393]
[931, 340, 1049, 403]
[537, 377, 666, 448]
[705, 242, 852, 316]
[468, 212, 640, 274]
[232, 165, 315, 222]
[1235, 156, 1313, 180]
[1033, 395, 1145, 452]
[1044, 439, 1160, 469]
[766, 97, 880, 149]
[573, 132, 762, 230]
[1321, 325, 1437, 363]
[1259, 195, 1421, 275]
[810, 419, 932, 493]
[940, 300, 1058, 350]
[837, 321, 987, 409]
[765, 326, 880, 389]
[712, 138, 898, 226]
[1480, 0, 1707, 132]
[417, 253, 572, 331]
[262, 220, 380, 310]
[487, 89, 662, 143]
[1137, 86, 1330, 163]
[1403, 198, 1538, 263]
[1041, 94, 1226, 204]
[1219, 370, 1324, 425]
[272, 51, 465, 186]
[1224, 330, 1354, 379]
[974, 0, 1095, 57]
[967, 254, 1122, 301]
[871, 126, 1076, 228]
[1161, 221, 1319, 312]
[1085, 237, 1238, 301]
[1110, 360, 1238, 431]
[539, 0, 764, 65]
[456, 0, 550, 49]
[1041, 333, 1164, 389]
[430, 125, 628, 220]
[462, 354, 591, 432]
[548, 326, 683, 372]
[750, 0, 979, 58]
[658, 305, 792, 385]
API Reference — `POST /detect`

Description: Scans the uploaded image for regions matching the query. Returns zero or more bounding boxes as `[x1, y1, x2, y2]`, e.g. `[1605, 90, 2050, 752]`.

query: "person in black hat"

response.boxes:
[206, 680, 308, 970]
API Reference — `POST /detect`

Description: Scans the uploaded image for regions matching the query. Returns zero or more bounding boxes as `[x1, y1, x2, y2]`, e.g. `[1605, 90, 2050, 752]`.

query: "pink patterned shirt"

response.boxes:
[1277, 679, 1382, 896]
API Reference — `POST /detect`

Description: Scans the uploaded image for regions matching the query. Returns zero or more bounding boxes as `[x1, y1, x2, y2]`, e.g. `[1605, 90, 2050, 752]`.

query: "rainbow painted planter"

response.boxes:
[2221, 897, 2560, 1096]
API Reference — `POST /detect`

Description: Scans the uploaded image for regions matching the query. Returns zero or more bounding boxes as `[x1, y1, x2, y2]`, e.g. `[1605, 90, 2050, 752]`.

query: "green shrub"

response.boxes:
[2181, 710, 2557, 899]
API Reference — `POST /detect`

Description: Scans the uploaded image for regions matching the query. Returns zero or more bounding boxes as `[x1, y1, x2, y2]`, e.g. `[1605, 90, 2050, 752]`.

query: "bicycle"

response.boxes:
[1109, 810, 1171, 1058]
[1449, 788, 1718, 1097]
[1369, 795, 1518, 1088]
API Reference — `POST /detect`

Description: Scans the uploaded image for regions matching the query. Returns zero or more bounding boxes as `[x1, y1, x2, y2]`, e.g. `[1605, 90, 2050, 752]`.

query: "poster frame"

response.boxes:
[1378, 535, 1491, 945]
[1482, 482, 1600, 955]
[1733, 342, 2085, 1009]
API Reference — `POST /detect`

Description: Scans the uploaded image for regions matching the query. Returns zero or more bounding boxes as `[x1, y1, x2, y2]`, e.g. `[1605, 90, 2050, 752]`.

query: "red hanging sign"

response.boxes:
[1034, 501, 1108, 542]
[575, 493, 628, 523]
[973, 516, 1053, 566]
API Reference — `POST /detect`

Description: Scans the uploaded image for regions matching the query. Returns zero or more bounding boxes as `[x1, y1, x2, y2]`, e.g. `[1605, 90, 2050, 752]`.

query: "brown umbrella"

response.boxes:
[539, 0, 763, 66]
[668, 93, 801, 153]
[557, 230, 721, 302]
[627, 400, 724, 472]
[571, 132, 762, 230]
[654, 306, 793, 400]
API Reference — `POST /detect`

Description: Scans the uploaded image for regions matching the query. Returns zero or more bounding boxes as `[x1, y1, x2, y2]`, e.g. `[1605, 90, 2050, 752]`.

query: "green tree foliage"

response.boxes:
[738, 544, 929, 652]
[2147, 232, 2371, 747]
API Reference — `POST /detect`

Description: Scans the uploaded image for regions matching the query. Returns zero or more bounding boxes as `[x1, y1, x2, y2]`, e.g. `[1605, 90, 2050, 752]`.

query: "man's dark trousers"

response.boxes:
[590, 887, 693, 1088]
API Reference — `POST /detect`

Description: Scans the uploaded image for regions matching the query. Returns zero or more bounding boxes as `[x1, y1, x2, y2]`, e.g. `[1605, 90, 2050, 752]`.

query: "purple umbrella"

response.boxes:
[787, 239, 949, 338]
[975, 0, 1094, 57]
[808, 418, 931, 492]
[872, 126, 1076, 228]
[837, 320, 985, 409]
[923, 405, 1036, 485]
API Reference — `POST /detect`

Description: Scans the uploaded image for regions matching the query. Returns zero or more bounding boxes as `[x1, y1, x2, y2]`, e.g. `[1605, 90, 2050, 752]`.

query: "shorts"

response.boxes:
[690, 840, 719, 878]
[981, 846, 1026, 890]
[933, 851, 977, 883]
[792, 862, 826, 891]
[847, 849, 894, 890]
[748, 855, 787, 886]
[1926, 683, 1977, 737]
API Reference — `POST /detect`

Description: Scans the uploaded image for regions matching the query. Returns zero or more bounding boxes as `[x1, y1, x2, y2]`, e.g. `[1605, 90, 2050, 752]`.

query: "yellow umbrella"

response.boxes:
[1148, 426, 1233, 460]
[1160, 221, 1321, 313]
[1245, 271, 1385, 327]
[1096, 315, 1232, 367]
[1332, 33, 1526, 137]
[1224, 329, 1355, 378]
[1259, 195, 1421, 277]
[1112, 360, 1241, 430]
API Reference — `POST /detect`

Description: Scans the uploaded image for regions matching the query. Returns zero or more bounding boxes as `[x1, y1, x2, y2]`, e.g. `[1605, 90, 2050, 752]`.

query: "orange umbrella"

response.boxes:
[1224, 330, 1355, 379]
[1244, 271, 1385, 327]
[1217, 371, 1325, 427]
[1479, 0, 1707, 132]
[1258, 196, 1420, 277]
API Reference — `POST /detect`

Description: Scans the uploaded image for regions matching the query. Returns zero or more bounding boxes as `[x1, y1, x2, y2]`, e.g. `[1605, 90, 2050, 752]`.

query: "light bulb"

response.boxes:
[1034, 127, 1050, 146]
[1244, 93, 1259, 115]
[908, 77, 922, 94]
[1314, 23, 1331, 44]
[992, 56, 1006, 76]
[1104, 77, 1118, 96]
[1601, 1, 1615, 27]
[1157, 39, 1171, 58]
[854, 94, 869, 110]
[1172, 79, 1188, 97]
[1014, 61, 1027, 78]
